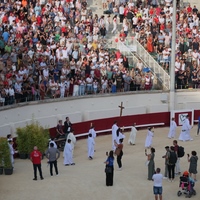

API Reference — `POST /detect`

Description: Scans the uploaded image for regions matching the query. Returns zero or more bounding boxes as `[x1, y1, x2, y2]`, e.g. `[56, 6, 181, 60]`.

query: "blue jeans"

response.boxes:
[87, 84, 92, 93]
[153, 186, 162, 195]
[79, 85, 85, 95]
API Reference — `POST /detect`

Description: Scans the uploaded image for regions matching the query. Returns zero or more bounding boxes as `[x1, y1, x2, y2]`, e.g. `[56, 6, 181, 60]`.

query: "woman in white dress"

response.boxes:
[145, 127, 154, 148]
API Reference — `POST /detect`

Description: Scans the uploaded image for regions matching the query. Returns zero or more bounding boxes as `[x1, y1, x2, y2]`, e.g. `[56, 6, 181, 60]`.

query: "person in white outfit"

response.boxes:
[8, 139, 15, 167]
[63, 139, 75, 166]
[111, 15, 118, 34]
[112, 121, 118, 150]
[168, 118, 177, 139]
[128, 123, 137, 145]
[89, 125, 96, 140]
[48, 138, 57, 149]
[67, 130, 76, 156]
[145, 127, 154, 148]
[87, 133, 95, 159]
[178, 115, 193, 141]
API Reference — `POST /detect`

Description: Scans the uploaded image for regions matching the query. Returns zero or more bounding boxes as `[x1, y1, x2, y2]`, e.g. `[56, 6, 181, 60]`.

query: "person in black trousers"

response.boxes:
[167, 146, 177, 182]
[116, 138, 124, 170]
[105, 151, 114, 186]
[45, 143, 60, 176]
[64, 117, 72, 138]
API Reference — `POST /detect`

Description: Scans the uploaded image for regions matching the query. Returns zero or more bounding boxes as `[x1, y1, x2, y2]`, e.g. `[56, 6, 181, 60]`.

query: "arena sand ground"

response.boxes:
[0, 126, 200, 200]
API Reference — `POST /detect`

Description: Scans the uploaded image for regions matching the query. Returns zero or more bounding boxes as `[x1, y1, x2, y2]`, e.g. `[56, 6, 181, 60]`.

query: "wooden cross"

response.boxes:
[118, 102, 125, 117]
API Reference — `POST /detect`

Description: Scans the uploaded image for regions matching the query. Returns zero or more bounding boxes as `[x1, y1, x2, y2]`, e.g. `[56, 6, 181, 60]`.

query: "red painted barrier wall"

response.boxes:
[49, 112, 171, 138]
[48, 110, 200, 138]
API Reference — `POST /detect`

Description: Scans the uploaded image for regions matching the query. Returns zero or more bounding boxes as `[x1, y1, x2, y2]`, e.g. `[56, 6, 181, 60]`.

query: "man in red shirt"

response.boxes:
[30, 146, 44, 180]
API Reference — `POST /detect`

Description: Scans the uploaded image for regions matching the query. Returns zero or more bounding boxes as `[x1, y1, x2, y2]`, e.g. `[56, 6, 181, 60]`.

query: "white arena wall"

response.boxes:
[0, 91, 200, 137]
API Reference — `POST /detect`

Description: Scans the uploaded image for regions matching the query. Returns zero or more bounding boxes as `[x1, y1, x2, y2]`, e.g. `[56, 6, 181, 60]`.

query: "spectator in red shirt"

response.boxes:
[30, 146, 44, 180]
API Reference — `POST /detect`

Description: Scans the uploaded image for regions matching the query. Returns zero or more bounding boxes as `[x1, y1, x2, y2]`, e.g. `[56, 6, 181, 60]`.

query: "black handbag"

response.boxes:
[105, 166, 112, 173]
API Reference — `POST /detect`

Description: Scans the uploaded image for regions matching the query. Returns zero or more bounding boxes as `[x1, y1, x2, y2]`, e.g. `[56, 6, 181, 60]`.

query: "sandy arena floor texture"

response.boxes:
[0, 126, 200, 200]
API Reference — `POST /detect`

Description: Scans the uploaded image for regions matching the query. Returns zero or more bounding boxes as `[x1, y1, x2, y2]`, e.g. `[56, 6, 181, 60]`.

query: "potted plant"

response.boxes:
[0, 138, 13, 175]
[17, 120, 49, 158]
[0, 138, 4, 175]
[27, 121, 49, 156]
[16, 127, 29, 159]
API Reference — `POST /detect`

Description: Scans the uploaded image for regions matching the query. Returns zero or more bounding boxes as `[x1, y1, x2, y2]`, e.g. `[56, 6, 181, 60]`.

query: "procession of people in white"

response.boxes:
[62, 115, 194, 166]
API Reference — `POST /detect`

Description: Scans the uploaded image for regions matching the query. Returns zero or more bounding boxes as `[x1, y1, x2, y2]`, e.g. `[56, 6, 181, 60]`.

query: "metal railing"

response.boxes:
[117, 41, 139, 68]
[122, 37, 170, 90]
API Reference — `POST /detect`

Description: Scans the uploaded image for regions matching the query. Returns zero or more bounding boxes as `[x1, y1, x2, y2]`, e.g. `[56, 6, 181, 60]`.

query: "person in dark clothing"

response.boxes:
[167, 146, 177, 182]
[100, 24, 107, 39]
[115, 138, 123, 170]
[105, 150, 114, 186]
[45, 143, 60, 176]
[123, 56, 129, 69]
[64, 117, 72, 138]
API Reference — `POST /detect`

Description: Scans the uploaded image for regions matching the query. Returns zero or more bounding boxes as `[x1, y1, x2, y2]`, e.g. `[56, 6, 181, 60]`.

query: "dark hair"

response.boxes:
[88, 133, 92, 137]
[192, 151, 197, 156]
[119, 138, 123, 143]
[108, 150, 114, 159]
[7, 134, 11, 139]
[156, 168, 161, 173]
[50, 142, 54, 147]
[151, 147, 155, 153]
[170, 146, 175, 151]
[165, 146, 169, 149]
[173, 140, 177, 145]
[68, 139, 71, 143]
[116, 128, 120, 137]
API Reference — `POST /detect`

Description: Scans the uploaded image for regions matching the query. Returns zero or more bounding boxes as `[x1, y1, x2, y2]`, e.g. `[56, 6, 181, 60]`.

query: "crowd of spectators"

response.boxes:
[111, 0, 200, 89]
[0, 0, 200, 106]
[0, 0, 159, 106]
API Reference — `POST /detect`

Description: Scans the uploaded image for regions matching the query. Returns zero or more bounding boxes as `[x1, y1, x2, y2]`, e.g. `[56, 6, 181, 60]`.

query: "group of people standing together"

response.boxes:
[143, 115, 199, 200]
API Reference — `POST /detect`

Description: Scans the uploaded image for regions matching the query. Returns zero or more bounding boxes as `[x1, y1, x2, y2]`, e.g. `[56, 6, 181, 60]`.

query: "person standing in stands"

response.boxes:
[64, 117, 72, 139]
[30, 146, 44, 180]
[45, 143, 60, 176]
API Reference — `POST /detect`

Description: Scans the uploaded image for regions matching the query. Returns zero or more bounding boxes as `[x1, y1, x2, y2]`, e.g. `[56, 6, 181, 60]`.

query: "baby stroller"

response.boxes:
[177, 171, 196, 198]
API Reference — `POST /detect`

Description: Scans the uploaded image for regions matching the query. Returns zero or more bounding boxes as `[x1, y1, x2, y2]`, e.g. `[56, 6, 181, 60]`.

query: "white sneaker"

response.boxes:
[190, 138, 193, 141]
[118, 168, 122, 171]
[163, 177, 168, 179]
